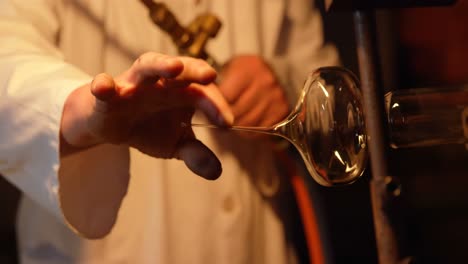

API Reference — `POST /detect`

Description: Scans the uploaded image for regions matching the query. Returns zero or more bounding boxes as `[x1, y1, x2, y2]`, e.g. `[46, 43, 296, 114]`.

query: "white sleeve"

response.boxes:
[0, 1, 129, 238]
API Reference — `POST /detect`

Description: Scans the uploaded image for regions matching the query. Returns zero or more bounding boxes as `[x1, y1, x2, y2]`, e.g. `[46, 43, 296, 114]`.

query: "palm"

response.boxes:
[126, 108, 195, 159]
[88, 80, 196, 159]
[65, 53, 234, 179]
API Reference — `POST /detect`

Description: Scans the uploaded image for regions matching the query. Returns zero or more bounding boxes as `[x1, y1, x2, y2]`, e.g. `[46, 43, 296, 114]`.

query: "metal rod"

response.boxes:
[353, 10, 412, 264]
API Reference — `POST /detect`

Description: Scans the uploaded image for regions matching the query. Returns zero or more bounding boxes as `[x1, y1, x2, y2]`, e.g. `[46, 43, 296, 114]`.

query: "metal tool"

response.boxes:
[140, 0, 222, 69]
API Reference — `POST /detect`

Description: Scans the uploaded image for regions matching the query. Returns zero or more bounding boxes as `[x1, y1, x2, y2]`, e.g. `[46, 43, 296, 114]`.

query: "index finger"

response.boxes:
[128, 54, 217, 86]
[172, 56, 217, 84]
[184, 83, 234, 127]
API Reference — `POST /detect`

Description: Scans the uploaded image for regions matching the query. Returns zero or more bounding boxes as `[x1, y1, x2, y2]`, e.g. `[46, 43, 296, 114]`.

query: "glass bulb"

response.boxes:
[190, 67, 468, 187]
[274, 67, 368, 186]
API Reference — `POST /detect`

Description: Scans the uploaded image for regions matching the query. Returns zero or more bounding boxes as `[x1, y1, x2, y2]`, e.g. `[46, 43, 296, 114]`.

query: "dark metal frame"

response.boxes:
[344, 1, 456, 262]
[353, 10, 411, 264]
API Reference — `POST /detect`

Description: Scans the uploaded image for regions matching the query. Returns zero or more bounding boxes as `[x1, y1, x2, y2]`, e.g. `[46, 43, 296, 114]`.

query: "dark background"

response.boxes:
[1, 1, 468, 263]
[312, 0, 468, 263]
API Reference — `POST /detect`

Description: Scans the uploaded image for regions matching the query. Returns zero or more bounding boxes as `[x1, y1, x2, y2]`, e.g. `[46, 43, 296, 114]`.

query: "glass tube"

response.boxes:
[386, 86, 468, 149]
[190, 67, 468, 187]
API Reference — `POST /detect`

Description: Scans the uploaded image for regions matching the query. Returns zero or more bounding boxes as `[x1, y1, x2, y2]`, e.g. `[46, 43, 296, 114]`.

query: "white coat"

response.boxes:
[0, 0, 338, 263]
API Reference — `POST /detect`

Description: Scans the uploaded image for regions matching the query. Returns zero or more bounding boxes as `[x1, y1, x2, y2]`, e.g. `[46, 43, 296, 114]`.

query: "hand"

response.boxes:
[219, 55, 289, 133]
[61, 52, 234, 180]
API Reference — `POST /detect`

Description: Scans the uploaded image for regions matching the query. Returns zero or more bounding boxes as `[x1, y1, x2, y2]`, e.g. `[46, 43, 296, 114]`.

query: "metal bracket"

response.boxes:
[140, 0, 222, 68]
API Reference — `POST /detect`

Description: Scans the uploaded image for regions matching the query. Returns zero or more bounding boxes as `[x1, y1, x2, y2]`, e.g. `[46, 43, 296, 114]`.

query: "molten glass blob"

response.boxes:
[273, 67, 367, 186]
[191, 67, 368, 186]
[191, 67, 468, 186]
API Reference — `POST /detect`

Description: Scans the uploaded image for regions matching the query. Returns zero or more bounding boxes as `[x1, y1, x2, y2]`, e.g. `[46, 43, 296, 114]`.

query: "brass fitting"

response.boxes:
[140, 0, 221, 62]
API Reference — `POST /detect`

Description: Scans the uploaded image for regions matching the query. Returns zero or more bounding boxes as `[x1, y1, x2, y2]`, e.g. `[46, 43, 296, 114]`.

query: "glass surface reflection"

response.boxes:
[190, 67, 468, 187]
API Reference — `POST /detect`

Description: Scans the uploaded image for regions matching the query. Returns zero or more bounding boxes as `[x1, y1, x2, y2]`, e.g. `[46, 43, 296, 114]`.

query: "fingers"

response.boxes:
[229, 82, 264, 120]
[218, 64, 249, 103]
[185, 83, 234, 127]
[176, 56, 217, 85]
[128, 53, 184, 83]
[176, 139, 222, 180]
[91, 73, 117, 101]
[124, 52, 217, 87]
[233, 82, 287, 126]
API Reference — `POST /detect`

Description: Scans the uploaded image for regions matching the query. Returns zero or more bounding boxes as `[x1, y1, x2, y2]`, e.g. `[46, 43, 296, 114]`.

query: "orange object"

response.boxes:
[276, 150, 325, 264]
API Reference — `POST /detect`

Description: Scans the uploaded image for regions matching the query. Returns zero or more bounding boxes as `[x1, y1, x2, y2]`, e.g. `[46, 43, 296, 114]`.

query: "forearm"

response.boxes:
[0, 1, 132, 239]
[0, 52, 93, 216]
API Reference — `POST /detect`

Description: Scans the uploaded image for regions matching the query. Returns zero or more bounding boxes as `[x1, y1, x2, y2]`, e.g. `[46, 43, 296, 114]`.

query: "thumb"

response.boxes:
[91, 73, 117, 101]
[176, 139, 222, 180]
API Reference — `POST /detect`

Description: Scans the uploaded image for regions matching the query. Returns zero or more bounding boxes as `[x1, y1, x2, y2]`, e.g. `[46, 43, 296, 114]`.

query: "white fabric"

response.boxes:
[0, 0, 338, 263]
